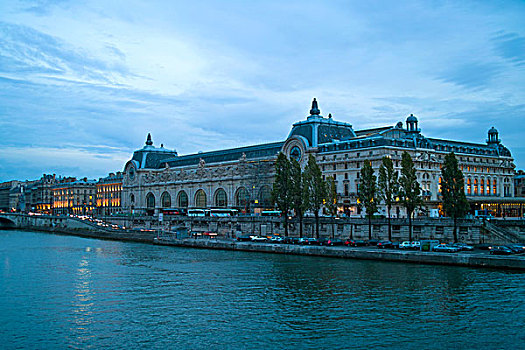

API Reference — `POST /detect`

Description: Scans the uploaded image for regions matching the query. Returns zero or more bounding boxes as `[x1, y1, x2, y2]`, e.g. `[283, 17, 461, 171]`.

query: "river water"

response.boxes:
[0, 230, 523, 349]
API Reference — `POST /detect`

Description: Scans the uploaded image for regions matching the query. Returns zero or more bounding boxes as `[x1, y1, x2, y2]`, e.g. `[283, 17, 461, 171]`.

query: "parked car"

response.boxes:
[489, 246, 514, 255]
[390, 241, 400, 249]
[307, 238, 319, 245]
[452, 243, 474, 251]
[283, 237, 299, 245]
[377, 241, 393, 249]
[299, 237, 318, 245]
[475, 243, 492, 250]
[399, 241, 412, 250]
[345, 239, 367, 247]
[236, 235, 253, 242]
[433, 244, 461, 253]
[366, 239, 379, 246]
[410, 241, 421, 250]
[250, 235, 268, 242]
[269, 236, 284, 243]
[505, 244, 525, 254]
[327, 239, 344, 246]
[317, 238, 330, 246]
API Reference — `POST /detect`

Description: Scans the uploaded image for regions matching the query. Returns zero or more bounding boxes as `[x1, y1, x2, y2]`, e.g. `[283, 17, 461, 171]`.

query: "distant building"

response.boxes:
[515, 170, 525, 198]
[25, 174, 57, 214]
[0, 181, 19, 212]
[52, 177, 97, 215]
[96, 172, 123, 216]
[117, 99, 524, 218]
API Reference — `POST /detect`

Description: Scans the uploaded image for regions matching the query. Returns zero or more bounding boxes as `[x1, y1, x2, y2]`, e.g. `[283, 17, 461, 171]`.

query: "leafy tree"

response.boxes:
[290, 158, 308, 237]
[358, 160, 379, 240]
[271, 153, 293, 236]
[304, 154, 326, 238]
[378, 156, 399, 241]
[326, 176, 338, 238]
[441, 152, 470, 243]
[398, 152, 423, 241]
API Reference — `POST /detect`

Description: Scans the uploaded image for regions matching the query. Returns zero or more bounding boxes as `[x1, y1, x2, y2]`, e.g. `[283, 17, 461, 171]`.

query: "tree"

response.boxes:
[303, 154, 326, 238]
[326, 176, 338, 238]
[441, 152, 470, 243]
[398, 152, 423, 241]
[358, 160, 379, 240]
[378, 156, 399, 241]
[290, 158, 308, 237]
[271, 153, 293, 236]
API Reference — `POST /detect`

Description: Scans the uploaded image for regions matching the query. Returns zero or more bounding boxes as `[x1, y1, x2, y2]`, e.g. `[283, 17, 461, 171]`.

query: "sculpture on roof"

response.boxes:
[310, 98, 320, 115]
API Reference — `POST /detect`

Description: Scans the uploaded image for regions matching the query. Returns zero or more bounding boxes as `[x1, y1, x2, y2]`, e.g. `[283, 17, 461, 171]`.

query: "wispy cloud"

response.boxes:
[0, 0, 524, 181]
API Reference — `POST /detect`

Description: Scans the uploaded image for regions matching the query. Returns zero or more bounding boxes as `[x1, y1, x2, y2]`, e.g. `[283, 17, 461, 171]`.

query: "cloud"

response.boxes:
[1, 0, 525, 182]
[492, 31, 525, 66]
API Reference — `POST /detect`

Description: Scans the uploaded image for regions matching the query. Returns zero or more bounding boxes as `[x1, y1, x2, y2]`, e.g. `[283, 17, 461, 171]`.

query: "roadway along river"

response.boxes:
[0, 230, 523, 349]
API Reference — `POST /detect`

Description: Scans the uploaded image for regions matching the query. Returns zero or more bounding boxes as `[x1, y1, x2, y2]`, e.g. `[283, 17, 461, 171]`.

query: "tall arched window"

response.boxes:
[177, 191, 188, 208]
[467, 178, 471, 195]
[493, 179, 497, 195]
[480, 179, 485, 195]
[146, 193, 155, 209]
[474, 179, 478, 195]
[214, 188, 227, 207]
[195, 189, 207, 208]
[161, 191, 171, 208]
[258, 185, 271, 207]
[235, 187, 249, 207]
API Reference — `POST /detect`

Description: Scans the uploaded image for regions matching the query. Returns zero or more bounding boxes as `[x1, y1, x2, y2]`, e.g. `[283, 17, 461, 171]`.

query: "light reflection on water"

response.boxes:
[0, 230, 523, 349]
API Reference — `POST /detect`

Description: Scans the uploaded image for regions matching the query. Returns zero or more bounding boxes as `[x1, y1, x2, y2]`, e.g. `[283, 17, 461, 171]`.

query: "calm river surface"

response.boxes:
[0, 230, 523, 349]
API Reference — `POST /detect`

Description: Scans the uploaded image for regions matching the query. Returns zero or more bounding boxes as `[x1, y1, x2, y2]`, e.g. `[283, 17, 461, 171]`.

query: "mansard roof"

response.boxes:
[160, 141, 284, 168]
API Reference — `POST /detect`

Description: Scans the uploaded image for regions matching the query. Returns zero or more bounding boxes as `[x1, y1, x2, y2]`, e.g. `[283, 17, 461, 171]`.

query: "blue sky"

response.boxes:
[0, 0, 524, 182]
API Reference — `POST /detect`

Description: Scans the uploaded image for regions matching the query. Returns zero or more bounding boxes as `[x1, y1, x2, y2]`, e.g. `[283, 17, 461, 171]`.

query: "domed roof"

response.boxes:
[406, 114, 418, 123]
[488, 126, 498, 134]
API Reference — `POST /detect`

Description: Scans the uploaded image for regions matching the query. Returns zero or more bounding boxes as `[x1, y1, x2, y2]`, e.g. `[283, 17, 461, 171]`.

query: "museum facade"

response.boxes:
[121, 99, 520, 218]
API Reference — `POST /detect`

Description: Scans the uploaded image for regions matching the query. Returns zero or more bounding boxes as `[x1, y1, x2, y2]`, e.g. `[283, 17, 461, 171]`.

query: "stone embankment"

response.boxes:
[155, 238, 525, 271]
[1, 213, 524, 270]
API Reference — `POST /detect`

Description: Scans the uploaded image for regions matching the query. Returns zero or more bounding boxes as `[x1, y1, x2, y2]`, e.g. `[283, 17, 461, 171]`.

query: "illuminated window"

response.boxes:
[467, 178, 471, 195]
[235, 187, 249, 207]
[161, 191, 171, 208]
[214, 188, 227, 208]
[195, 190, 207, 208]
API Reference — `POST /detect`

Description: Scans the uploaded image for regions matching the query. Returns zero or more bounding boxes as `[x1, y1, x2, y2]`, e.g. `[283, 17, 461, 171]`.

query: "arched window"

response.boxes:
[161, 191, 171, 208]
[474, 179, 478, 195]
[480, 179, 485, 195]
[177, 191, 188, 208]
[195, 189, 207, 208]
[493, 179, 497, 195]
[467, 178, 471, 195]
[146, 192, 155, 209]
[214, 188, 227, 207]
[235, 187, 250, 207]
[258, 185, 271, 208]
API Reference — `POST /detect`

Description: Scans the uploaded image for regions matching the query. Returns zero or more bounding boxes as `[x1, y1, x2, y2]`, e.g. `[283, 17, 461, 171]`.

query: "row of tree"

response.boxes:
[271, 153, 330, 238]
[272, 151, 470, 242]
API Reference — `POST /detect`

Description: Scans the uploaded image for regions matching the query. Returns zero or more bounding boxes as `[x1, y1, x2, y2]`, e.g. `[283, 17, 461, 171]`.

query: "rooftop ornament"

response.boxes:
[310, 98, 321, 115]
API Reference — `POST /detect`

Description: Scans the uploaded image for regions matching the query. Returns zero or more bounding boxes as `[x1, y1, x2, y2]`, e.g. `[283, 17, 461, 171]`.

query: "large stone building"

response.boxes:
[52, 177, 97, 216]
[25, 174, 57, 214]
[96, 172, 123, 216]
[122, 99, 520, 218]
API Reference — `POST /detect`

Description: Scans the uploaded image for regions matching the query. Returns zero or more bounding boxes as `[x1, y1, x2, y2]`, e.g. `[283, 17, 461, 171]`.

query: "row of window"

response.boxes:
[136, 186, 273, 209]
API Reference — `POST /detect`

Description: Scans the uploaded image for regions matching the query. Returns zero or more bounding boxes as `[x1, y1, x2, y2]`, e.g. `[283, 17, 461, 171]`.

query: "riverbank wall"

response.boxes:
[1, 214, 524, 271]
